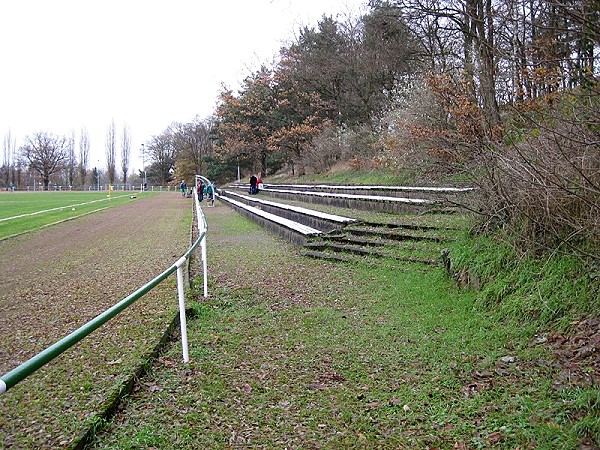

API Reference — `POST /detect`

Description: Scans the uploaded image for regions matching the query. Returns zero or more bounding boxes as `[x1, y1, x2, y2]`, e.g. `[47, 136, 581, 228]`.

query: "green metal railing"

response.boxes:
[0, 190, 209, 395]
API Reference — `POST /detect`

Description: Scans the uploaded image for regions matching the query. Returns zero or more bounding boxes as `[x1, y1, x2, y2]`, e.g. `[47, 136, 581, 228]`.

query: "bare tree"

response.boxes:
[145, 130, 176, 185]
[21, 132, 68, 190]
[2, 130, 15, 188]
[66, 130, 76, 188]
[78, 127, 90, 188]
[121, 124, 131, 185]
[171, 117, 214, 182]
[105, 119, 117, 184]
[384, 0, 501, 130]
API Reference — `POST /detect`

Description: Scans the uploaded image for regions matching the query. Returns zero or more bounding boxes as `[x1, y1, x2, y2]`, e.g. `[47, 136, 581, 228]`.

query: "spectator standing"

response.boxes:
[197, 181, 204, 201]
[180, 180, 187, 197]
[249, 175, 257, 194]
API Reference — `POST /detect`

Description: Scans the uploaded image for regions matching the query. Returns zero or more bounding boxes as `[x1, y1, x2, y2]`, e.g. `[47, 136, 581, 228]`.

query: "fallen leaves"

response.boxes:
[144, 382, 162, 393]
[544, 317, 600, 387]
[316, 370, 346, 384]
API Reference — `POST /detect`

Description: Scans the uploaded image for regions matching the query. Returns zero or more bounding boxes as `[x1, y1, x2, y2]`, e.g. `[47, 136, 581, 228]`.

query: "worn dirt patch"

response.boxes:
[0, 193, 193, 448]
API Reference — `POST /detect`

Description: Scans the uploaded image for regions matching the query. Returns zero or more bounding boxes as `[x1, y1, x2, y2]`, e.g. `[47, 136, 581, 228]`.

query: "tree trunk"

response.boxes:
[474, 0, 501, 130]
[463, 0, 477, 98]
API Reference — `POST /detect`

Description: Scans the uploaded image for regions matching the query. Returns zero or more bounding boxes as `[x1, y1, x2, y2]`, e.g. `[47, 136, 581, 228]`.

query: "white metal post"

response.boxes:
[195, 174, 209, 297]
[201, 235, 208, 297]
[176, 259, 190, 363]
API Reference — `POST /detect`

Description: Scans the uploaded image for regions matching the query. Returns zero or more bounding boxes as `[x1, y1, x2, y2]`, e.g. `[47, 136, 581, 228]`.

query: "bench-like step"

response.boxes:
[220, 190, 358, 225]
[262, 187, 436, 205]
[304, 241, 438, 265]
[217, 194, 321, 245]
[229, 185, 444, 213]
[231, 183, 473, 195]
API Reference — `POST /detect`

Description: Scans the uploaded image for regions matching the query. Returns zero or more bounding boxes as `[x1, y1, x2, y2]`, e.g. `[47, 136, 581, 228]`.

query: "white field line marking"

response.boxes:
[0, 194, 132, 223]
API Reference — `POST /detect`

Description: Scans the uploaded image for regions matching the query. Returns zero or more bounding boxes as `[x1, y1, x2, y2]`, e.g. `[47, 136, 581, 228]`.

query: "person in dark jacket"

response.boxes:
[249, 175, 258, 194]
[197, 181, 204, 201]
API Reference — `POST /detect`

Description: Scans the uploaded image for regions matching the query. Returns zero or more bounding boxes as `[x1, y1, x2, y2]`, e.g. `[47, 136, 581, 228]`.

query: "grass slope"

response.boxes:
[92, 203, 598, 449]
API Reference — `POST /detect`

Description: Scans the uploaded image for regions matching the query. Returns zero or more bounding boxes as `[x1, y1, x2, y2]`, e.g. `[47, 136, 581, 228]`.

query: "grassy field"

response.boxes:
[90, 203, 599, 449]
[2, 180, 597, 448]
[0, 191, 157, 239]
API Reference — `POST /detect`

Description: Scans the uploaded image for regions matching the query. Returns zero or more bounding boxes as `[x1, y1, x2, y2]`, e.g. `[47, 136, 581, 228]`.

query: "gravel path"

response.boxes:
[0, 193, 193, 448]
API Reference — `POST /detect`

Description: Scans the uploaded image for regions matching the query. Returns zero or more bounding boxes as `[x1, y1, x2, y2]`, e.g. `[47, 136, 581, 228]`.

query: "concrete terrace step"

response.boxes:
[216, 193, 321, 245]
[218, 182, 464, 265]
[303, 221, 449, 266]
[264, 187, 434, 203]
[300, 249, 426, 271]
[237, 185, 436, 205]
[219, 189, 357, 233]
[307, 233, 444, 254]
[302, 241, 439, 265]
[356, 220, 462, 232]
[228, 184, 443, 213]
[319, 232, 448, 248]
[341, 225, 453, 243]
[231, 183, 474, 197]
[301, 249, 357, 264]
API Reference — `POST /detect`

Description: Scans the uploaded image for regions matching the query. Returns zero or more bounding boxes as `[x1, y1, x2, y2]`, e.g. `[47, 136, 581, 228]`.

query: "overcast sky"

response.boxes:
[0, 0, 367, 172]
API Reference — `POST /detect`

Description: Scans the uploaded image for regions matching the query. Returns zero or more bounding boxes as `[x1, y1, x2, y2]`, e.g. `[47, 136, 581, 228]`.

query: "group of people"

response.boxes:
[179, 179, 214, 202]
[196, 180, 214, 202]
[179, 174, 262, 200]
[249, 175, 263, 195]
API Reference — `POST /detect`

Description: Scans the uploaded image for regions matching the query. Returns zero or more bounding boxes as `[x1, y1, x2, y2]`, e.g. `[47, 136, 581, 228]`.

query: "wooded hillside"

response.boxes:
[156, 1, 597, 257]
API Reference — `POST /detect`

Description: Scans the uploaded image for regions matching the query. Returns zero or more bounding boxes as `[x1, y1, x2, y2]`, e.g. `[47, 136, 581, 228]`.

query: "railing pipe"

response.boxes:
[1, 176, 212, 394]
[201, 237, 208, 297]
[0, 263, 173, 394]
[0, 228, 206, 395]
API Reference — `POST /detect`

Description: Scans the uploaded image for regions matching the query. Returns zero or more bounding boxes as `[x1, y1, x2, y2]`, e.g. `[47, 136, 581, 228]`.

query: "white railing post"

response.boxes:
[201, 234, 208, 298]
[195, 175, 209, 298]
[175, 257, 190, 363]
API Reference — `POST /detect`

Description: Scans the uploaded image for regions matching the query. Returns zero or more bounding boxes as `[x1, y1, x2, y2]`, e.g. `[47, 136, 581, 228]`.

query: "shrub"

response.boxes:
[477, 84, 600, 260]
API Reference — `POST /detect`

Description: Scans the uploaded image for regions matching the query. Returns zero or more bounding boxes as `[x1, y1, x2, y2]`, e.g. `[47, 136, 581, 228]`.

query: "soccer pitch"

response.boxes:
[0, 191, 154, 239]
